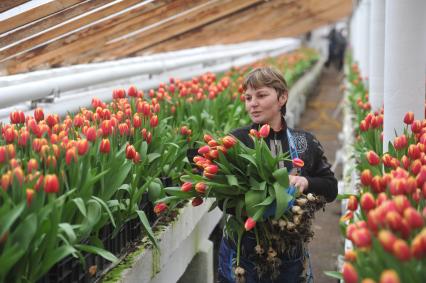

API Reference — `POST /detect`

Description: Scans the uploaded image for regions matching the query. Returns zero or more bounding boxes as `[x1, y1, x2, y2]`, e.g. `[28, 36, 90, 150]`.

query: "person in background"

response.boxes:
[217, 66, 338, 283]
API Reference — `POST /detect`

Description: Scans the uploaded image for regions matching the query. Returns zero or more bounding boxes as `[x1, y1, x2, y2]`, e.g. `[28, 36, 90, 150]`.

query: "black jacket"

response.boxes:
[231, 122, 338, 202]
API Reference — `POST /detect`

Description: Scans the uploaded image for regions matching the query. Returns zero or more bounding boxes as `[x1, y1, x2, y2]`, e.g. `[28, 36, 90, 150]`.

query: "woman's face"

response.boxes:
[244, 86, 287, 125]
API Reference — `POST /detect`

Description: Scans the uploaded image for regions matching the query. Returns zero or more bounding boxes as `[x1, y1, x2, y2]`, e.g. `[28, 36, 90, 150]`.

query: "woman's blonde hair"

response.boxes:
[242, 66, 289, 115]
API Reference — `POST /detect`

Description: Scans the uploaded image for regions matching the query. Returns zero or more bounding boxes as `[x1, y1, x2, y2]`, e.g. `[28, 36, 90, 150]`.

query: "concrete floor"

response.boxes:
[298, 66, 344, 283]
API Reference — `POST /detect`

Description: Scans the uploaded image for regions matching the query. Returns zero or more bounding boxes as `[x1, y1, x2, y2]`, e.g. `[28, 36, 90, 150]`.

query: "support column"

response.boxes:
[368, 0, 385, 111]
[383, 0, 426, 152]
[360, 0, 370, 85]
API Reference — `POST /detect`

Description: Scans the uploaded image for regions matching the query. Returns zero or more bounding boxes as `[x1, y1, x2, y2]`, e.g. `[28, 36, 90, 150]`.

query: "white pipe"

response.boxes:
[0, 40, 299, 109]
[0, 38, 297, 85]
[0, 43, 297, 123]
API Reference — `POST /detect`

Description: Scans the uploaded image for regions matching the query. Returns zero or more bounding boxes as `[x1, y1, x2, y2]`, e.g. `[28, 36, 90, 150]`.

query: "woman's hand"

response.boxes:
[289, 175, 309, 193]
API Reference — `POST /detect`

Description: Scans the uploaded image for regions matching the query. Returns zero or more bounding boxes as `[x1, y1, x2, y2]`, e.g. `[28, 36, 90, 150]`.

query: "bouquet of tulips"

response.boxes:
[155, 124, 326, 281]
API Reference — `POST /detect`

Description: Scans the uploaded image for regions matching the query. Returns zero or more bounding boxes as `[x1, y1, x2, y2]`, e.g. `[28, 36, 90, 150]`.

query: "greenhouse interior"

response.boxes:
[0, 0, 425, 283]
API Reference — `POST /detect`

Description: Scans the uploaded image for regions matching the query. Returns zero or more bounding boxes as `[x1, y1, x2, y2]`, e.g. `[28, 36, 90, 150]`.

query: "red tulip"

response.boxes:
[347, 195, 358, 211]
[112, 88, 126, 99]
[360, 169, 373, 186]
[150, 115, 159, 128]
[222, 136, 237, 148]
[204, 164, 218, 175]
[100, 139, 111, 154]
[249, 129, 260, 138]
[65, 148, 78, 165]
[133, 114, 142, 129]
[394, 135, 408, 150]
[403, 207, 424, 229]
[25, 188, 35, 206]
[386, 211, 403, 232]
[34, 108, 44, 122]
[258, 124, 270, 138]
[403, 111, 414, 125]
[85, 127, 97, 142]
[292, 158, 304, 168]
[392, 239, 411, 261]
[154, 202, 168, 214]
[191, 197, 203, 207]
[128, 85, 138, 97]
[46, 114, 59, 128]
[125, 144, 136, 160]
[411, 120, 422, 133]
[344, 249, 357, 262]
[352, 227, 372, 248]
[359, 120, 369, 131]
[379, 270, 400, 283]
[389, 179, 406, 196]
[0, 146, 6, 164]
[410, 159, 422, 175]
[77, 139, 89, 156]
[244, 217, 256, 231]
[27, 159, 38, 173]
[382, 153, 393, 167]
[203, 134, 213, 143]
[366, 151, 380, 166]
[408, 144, 421, 160]
[378, 230, 397, 253]
[411, 232, 426, 259]
[198, 145, 210, 155]
[9, 111, 25, 124]
[342, 262, 358, 283]
[195, 182, 207, 194]
[44, 174, 59, 193]
[1, 173, 10, 191]
[181, 182, 192, 192]
[360, 192, 375, 212]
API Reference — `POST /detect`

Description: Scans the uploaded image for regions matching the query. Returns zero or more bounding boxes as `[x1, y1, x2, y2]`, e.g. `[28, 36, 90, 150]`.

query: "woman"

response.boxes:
[217, 66, 338, 283]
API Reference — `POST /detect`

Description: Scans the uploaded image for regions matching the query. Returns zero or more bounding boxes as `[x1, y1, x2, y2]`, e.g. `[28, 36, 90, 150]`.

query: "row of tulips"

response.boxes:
[338, 56, 426, 283]
[0, 48, 319, 282]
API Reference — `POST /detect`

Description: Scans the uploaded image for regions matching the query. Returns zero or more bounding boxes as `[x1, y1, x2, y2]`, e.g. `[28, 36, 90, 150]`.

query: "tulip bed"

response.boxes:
[336, 57, 426, 283]
[0, 48, 319, 282]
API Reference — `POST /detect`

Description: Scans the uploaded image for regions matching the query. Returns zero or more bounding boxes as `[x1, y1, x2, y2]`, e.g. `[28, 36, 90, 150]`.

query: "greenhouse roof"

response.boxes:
[0, 0, 352, 75]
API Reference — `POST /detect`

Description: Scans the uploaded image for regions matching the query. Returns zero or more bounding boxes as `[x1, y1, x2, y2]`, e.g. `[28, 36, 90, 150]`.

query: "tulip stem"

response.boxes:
[236, 228, 244, 267]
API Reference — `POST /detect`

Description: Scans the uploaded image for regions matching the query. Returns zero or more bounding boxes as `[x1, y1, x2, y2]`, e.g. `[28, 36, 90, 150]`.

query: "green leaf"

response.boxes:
[80, 200, 102, 235]
[273, 182, 291, 220]
[0, 202, 25, 238]
[72, 198, 87, 217]
[148, 181, 163, 202]
[58, 223, 77, 243]
[336, 193, 356, 200]
[75, 244, 118, 263]
[323, 271, 343, 280]
[253, 195, 275, 207]
[208, 200, 218, 212]
[35, 245, 77, 281]
[147, 153, 161, 163]
[92, 196, 116, 228]
[0, 244, 25, 279]
[136, 210, 159, 249]
[245, 190, 265, 217]
[164, 187, 194, 198]
[272, 167, 289, 187]
[239, 154, 258, 170]
[225, 175, 239, 187]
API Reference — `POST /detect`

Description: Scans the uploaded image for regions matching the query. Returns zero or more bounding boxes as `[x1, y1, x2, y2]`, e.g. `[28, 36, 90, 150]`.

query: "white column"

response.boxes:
[383, 0, 426, 152]
[368, 0, 385, 111]
[354, 5, 361, 65]
[360, 0, 371, 84]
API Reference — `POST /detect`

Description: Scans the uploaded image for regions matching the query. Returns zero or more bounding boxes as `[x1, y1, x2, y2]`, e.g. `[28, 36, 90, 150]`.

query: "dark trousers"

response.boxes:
[217, 236, 312, 283]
